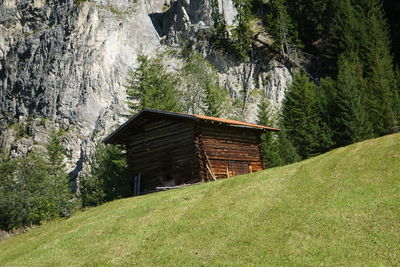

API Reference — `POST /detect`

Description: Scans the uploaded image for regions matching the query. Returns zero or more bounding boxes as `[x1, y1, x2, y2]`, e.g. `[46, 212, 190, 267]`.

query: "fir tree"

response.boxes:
[257, 97, 300, 167]
[231, 0, 254, 60]
[325, 0, 399, 138]
[210, 0, 230, 50]
[326, 0, 362, 74]
[334, 53, 373, 145]
[281, 73, 333, 159]
[285, 0, 337, 56]
[257, 98, 282, 167]
[394, 67, 400, 132]
[314, 78, 335, 152]
[383, 0, 400, 66]
[264, 0, 302, 61]
[360, 0, 398, 135]
[45, 130, 75, 217]
[125, 55, 181, 114]
[281, 72, 331, 159]
[276, 129, 300, 165]
[257, 97, 276, 127]
[318, 77, 336, 132]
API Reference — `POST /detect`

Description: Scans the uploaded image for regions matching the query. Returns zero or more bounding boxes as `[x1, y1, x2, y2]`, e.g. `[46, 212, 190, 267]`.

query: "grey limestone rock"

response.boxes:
[0, 0, 293, 186]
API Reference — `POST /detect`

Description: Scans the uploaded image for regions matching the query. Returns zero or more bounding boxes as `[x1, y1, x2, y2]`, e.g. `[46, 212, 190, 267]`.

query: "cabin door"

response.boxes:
[171, 159, 194, 185]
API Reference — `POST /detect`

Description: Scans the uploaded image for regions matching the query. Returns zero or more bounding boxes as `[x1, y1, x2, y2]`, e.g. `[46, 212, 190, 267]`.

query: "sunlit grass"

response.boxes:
[1, 133, 399, 266]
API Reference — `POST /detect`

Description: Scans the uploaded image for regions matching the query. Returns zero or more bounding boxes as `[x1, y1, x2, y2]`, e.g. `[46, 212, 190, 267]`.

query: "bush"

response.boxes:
[0, 132, 75, 231]
[0, 154, 74, 230]
[80, 144, 130, 208]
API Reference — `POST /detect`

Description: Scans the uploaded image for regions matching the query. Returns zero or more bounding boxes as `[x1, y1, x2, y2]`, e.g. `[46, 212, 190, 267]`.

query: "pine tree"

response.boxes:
[231, 0, 254, 61]
[314, 78, 335, 152]
[276, 129, 300, 165]
[264, 0, 302, 61]
[281, 72, 331, 159]
[326, 0, 362, 74]
[359, 0, 398, 135]
[285, 0, 337, 56]
[125, 55, 181, 114]
[210, 0, 229, 49]
[45, 130, 75, 217]
[394, 67, 400, 132]
[257, 98, 282, 167]
[333, 53, 373, 146]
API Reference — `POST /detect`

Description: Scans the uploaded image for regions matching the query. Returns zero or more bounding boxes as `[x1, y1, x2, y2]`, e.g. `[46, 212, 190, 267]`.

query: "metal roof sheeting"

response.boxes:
[103, 109, 280, 144]
[194, 114, 279, 131]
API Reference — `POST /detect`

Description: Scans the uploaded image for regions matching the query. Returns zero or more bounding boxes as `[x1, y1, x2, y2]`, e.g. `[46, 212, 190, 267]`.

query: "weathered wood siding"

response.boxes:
[126, 119, 200, 194]
[197, 125, 264, 179]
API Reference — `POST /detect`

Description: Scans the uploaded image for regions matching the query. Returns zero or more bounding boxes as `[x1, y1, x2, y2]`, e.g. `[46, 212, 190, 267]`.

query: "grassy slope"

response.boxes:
[1, 134, 399, 266]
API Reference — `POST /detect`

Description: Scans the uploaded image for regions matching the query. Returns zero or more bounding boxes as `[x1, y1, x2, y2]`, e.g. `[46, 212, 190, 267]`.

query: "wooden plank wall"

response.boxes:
[126, 119, 200, 194]
[199, 125, 264, 179]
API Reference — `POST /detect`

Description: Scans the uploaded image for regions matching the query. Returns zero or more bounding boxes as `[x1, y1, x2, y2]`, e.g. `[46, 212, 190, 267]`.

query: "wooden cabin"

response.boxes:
[103, 109, 279, 195]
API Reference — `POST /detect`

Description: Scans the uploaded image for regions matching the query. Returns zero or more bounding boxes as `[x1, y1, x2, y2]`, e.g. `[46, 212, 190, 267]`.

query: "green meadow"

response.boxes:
[1, 133, 399, 266]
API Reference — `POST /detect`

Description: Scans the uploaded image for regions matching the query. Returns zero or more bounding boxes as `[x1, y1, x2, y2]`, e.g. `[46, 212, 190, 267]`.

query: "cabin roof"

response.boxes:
[103, 109, 280, 144]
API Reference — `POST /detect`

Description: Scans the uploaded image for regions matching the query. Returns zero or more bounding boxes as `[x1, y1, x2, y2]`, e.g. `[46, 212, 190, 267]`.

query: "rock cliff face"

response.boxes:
[0, 0, 292, 181]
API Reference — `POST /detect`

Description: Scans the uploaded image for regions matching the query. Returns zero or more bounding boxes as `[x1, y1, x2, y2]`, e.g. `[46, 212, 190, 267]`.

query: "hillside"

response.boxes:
[1, 133, 399, 266]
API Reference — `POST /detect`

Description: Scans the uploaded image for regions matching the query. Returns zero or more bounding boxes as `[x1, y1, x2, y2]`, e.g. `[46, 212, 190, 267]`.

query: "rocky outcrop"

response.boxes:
[0, 0, 293, 183]
[160, 0, 292, 120]
[0, 0, 164, 176]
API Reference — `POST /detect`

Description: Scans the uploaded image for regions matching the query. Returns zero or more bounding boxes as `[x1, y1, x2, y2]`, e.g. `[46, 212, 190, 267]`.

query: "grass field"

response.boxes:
[1, 133, 399, 266]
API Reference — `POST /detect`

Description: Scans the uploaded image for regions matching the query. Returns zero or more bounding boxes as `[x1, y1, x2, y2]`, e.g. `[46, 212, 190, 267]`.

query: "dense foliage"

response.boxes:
[125, 55, 181, 114]
[80, 144, 130, 208]
[257, 98, 300, 168]
[179, 52, 229, 117]
[253, 0, 400, 165]
[125, 51, 229, 117]
[0, 131, 75, 231]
